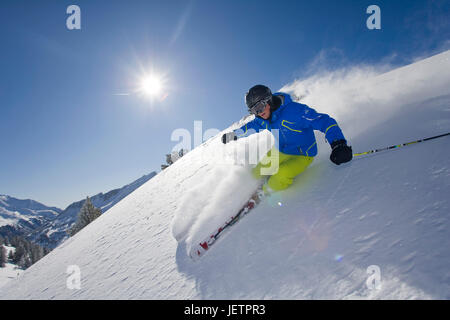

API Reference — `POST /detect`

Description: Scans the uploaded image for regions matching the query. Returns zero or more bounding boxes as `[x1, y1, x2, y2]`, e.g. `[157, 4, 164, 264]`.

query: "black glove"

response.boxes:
[222, 132, 237, 144]
[330, 139, 353, 165]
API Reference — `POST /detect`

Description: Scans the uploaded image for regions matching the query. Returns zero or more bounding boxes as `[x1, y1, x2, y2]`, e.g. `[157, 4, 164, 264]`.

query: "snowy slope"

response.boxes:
[27, 172, 157, 249]
[1, 50, 449, 300]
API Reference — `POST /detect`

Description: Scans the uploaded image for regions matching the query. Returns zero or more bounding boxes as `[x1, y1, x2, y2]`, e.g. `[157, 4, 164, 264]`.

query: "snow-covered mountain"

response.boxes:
[0, 195, 62, 237]
[28, 172, 157, 249]
[0, 172, 157, 249]
[1, 50, 449, 299]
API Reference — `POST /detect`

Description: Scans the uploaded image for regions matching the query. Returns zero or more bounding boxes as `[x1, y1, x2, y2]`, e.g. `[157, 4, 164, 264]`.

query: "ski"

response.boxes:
[189, 185, 264, 261]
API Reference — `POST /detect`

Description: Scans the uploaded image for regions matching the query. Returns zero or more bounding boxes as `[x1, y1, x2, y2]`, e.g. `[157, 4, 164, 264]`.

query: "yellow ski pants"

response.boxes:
[252, 148, 314, 192]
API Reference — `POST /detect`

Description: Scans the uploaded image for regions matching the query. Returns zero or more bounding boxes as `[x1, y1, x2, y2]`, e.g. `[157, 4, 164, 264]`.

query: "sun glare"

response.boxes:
[140, 75, 163, 97]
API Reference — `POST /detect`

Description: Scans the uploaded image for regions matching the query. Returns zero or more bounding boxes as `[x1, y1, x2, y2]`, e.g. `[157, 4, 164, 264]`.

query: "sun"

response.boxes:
[140, 75, 163, 97]
[133, 68, 169, 102]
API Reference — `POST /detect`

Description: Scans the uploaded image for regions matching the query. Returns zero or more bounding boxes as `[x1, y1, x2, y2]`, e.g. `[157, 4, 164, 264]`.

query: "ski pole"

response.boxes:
[353, 132, 450, 157]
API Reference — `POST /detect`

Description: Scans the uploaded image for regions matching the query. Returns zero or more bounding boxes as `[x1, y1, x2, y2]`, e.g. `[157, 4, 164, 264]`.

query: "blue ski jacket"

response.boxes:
[233, 92, 346, 157]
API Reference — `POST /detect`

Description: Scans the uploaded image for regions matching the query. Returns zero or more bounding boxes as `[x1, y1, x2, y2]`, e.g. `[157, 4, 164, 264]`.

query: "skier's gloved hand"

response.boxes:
[330, 139, 353, 165]
[222, 132, 237, 144]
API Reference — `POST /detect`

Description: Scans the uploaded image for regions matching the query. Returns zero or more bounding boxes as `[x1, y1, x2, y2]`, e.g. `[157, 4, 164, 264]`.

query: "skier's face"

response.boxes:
[258, 104, 271, 119]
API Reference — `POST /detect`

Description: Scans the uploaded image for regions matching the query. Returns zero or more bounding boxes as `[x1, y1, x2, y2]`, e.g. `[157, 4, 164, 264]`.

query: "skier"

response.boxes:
[222, 84, 353, 194]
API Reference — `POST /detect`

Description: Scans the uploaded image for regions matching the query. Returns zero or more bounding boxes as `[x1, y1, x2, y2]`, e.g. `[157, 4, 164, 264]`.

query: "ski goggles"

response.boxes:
[248, 97, 270, 115]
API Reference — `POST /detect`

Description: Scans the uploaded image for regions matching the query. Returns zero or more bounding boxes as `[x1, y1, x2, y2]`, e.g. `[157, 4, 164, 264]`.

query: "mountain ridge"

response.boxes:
[0, 172, 157, 249]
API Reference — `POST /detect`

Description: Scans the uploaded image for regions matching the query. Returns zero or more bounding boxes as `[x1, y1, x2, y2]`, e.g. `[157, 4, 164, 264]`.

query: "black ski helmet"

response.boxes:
[245, 85, 273, 111]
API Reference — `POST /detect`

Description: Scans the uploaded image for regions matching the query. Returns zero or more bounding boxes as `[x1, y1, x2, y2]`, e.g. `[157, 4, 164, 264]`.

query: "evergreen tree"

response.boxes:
[12, 242, 25, 265]
[30, 245, 44, 264]
[0, 245, 6, 268]
[8, 249, 14, 261]
[7, 235, 47, 269]
[18, 254, 31, 269]
[68, 197, 102, 236]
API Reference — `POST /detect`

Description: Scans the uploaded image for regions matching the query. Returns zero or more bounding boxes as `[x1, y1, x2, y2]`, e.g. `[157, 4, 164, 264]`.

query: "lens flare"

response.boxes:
[266, 192, 284, 208]
[334, 254, 344, 262]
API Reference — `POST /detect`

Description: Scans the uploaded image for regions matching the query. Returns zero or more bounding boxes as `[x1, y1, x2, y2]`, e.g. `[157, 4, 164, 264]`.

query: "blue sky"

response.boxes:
[1, 0, 449, 208]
